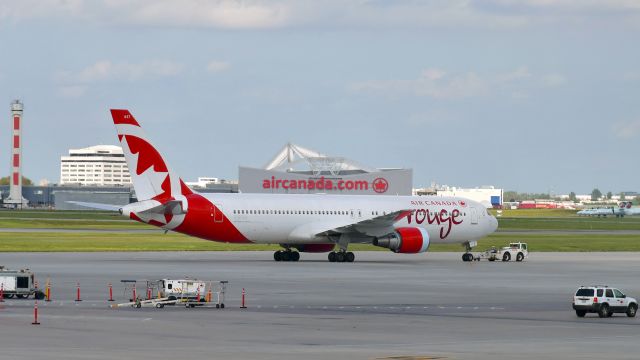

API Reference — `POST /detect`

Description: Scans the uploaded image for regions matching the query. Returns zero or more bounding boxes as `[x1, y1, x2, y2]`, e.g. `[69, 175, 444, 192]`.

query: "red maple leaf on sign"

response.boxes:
[372, 178, 389, 193]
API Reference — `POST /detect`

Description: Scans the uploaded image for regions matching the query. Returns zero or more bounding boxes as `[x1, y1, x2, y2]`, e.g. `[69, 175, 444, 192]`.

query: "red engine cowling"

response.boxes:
[373, 227, 430, 253]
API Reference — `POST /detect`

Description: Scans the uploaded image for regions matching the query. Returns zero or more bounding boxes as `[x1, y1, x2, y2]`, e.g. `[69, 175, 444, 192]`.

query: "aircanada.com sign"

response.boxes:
[261, 176, 389, 193]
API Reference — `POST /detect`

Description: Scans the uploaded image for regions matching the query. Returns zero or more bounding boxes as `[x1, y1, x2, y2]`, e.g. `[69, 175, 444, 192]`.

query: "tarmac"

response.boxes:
[0, 251, 639, 360]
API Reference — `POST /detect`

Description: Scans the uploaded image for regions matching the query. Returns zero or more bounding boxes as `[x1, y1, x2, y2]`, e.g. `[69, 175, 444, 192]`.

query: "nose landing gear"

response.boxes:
[461, 240, 478, 262]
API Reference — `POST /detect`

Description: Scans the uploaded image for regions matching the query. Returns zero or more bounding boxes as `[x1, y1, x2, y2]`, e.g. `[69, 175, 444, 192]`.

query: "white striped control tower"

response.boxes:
[4, 100, 28, 208]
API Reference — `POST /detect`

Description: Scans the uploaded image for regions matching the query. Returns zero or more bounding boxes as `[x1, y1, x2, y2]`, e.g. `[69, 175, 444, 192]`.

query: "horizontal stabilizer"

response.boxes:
[138, 200, 186, 216]
[65, 201, 123, 212]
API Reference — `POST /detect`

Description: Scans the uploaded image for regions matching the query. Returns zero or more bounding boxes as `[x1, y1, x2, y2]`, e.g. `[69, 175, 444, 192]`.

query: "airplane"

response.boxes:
[74, 109, 498, 263]
[576, 207, 621, 217]
[619, 201, 640, 216]
[576, 202, 638, 218]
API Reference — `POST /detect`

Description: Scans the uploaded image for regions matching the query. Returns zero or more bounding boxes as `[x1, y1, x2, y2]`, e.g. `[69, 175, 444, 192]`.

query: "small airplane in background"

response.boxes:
[619, 201, 640, 216]
[577, 201, 639, 218]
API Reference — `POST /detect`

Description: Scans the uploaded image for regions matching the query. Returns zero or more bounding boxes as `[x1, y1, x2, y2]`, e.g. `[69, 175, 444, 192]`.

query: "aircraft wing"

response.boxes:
[287, 209, 414, 242]
[65, 201, 122, 212]
[329, 209, 415, 237]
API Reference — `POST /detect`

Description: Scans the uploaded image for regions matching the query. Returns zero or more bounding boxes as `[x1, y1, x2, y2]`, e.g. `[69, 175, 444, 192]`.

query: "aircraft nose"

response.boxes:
[489, 215, 498, 233]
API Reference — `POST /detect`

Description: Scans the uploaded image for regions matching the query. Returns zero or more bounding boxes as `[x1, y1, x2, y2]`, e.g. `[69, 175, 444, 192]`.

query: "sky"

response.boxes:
[0, 0, 639, 194]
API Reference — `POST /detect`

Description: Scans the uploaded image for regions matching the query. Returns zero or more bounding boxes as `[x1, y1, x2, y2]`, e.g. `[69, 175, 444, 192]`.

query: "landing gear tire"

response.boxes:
[328, 251, 353, 263]
[291, 251, 300, 262]
[328, 252, 337, 262]
[502, 252, 511, 262]
[345, 252, 355, 263]
[462, 253, 473, 262]
[274, 250, 299, 262]
[281, 251, 291, 262]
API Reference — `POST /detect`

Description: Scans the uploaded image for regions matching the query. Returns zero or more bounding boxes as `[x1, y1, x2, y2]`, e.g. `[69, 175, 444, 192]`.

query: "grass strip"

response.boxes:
[1, 232, 639, 252]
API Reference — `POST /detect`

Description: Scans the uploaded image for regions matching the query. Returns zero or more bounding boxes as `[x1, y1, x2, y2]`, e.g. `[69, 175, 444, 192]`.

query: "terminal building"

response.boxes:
[60, 145, 132, 186]
[238, 143, 413, 196]
[415, 184, 503, 208]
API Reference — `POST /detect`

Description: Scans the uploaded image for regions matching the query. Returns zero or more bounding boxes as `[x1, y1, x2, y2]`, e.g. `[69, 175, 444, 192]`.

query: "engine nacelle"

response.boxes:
[373, 227, 430, 253]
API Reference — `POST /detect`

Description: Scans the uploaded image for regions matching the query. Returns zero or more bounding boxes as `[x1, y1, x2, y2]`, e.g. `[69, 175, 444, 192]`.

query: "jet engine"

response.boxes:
[372, 227, 430, 253]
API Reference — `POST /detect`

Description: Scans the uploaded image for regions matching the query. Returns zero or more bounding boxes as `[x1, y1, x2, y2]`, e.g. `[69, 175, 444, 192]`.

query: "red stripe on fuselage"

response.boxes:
[175, 194, 251, 243]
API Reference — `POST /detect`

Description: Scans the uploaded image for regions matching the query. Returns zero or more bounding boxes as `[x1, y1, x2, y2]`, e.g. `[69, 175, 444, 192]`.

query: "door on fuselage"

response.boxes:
[471, 207, 478, 224]
[212, 204, 224, 223]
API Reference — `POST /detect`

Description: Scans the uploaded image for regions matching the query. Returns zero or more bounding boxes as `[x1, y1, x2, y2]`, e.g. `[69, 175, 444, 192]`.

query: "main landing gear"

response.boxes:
[328, 251, 355, 263]
[461, 240, 477, 262]
[274, 250, 300, 262]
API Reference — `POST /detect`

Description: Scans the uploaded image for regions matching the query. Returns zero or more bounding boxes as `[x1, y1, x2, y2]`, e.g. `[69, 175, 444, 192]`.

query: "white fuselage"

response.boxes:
[197, 193, 497, 245]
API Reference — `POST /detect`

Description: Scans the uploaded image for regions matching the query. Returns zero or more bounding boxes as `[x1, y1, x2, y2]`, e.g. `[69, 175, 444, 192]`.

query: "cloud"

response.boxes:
[497, 66, 532, 82]
[351, 68, 489, 100]
[53, 59, 183, 97]
[350, 66, 564, 100]
[57, 59, 183, 83]
[0, 0, 291, 29]
[622, 71, 640, 81]
[612, 120, 640, 139]
[206, 61, 231, 74]
[541, 73, 567, 87]
[1, 0, 639, 30]
[56, 85, 88, 98]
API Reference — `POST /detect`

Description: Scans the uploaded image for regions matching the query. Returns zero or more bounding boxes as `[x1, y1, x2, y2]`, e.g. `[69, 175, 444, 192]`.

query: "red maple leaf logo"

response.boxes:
[372, 178, 389, 193]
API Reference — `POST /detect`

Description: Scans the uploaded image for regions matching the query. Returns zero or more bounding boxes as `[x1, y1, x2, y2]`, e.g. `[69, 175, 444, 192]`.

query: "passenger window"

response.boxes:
[597, 289, 604, 297]
[614, 289, 624, 298]
[605, 289, 614, 297]
[167, 284, 172, 290]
